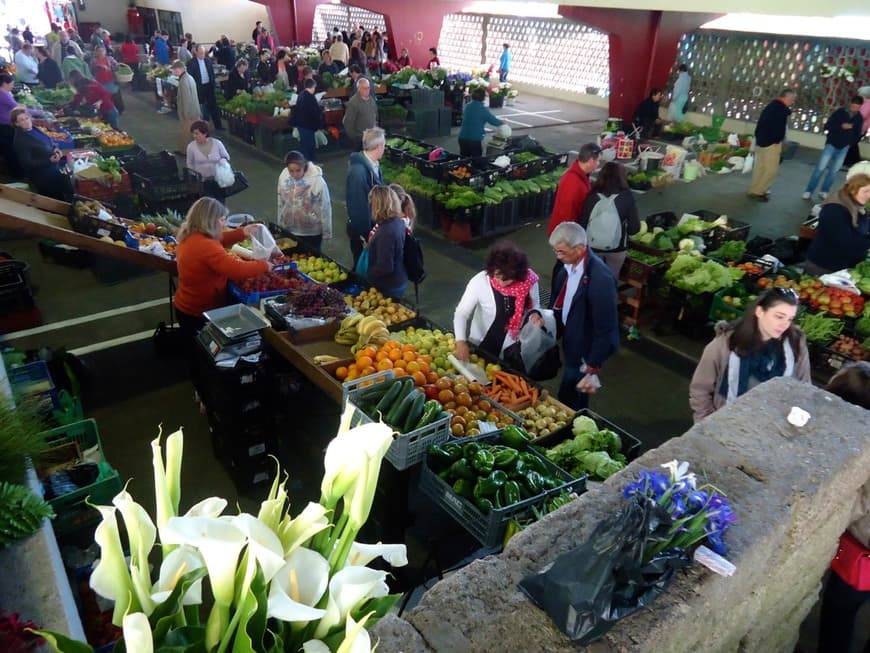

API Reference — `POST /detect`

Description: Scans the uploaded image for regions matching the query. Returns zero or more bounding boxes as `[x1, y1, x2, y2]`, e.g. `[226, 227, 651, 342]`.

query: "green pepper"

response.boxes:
[474, 471, 504, 498]
[437, 469, 451, 481]
[415, 400, 444, 429]
[443, 442, 463, 462]
[462, 442, 482, 459]
[512, 459, 528, 478]
[448, 458, 476, 481]
[501, 424, 532, 450]
[428, 444, 457, 468]
[475, 496, 494, 513]
[541, 475, 560, 491]
[519, 452, 548, 475]
[471, 449, 496, 475]
[452, 478, 475, 499]
[520, 470, 544, 495]
[493, 486, 504, 509]
[493, 447, 519, 470]
[502, 480, 522, 506]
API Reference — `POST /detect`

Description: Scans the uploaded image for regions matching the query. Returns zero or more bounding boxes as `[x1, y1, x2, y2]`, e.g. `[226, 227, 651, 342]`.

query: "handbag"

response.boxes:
[354, 247, 370, 278]
[830, 531, 870, 591]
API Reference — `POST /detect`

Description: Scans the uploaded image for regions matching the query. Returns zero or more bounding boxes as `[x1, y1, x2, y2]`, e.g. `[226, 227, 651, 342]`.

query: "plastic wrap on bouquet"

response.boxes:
[518, 494, 691, 645]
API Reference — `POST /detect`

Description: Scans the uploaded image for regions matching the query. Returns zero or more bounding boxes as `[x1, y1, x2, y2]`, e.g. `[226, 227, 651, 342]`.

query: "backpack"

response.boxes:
[586, 193, 623, 251]
[403, 231, 425, 285]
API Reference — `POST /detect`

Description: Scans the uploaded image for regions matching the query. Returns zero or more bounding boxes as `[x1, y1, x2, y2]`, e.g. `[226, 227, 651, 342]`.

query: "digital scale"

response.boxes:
[196, 304, 270, 364]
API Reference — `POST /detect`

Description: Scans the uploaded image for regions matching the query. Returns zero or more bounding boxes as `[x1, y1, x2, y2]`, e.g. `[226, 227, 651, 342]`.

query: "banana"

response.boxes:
[360, 319, 387, 338]
[313, 355, 341, 364]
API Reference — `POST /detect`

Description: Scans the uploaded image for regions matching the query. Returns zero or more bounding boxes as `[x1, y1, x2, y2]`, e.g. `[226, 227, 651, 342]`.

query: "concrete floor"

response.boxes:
[1, 86, 866, 650]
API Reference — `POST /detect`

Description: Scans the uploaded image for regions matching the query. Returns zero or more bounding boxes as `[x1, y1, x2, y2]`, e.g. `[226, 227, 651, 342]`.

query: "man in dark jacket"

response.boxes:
[748, 88, 796, 201]
[547, 222, 620, 410]
[803, 96, 865, 201]
[345, 127, 385, 265]
[632, 88, 663, 137]
[294, 78, 324, 162]
[186, 45, 223, 130]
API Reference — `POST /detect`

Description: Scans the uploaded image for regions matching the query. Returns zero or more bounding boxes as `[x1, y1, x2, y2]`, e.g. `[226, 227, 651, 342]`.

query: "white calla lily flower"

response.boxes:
[90, 504, 137, 625]
[302, 641, 331, 653]
[279, 502, 329, 555]
[344, 423, 393, 528]
[112, 490, 157, 615]
[233, 513, 285, 583]
[162, 516, 246, 606]
[313, 565, 389, 638]
[267, 547, 330, 623]
[336, 613, 372, 653]
[347, 541, 408, 568]
[183, 497, 228, 518]
[150, 545, 205, 605]
[122, 612, 153, 653]
[164, 429, 183, 513]
[257, 471, 289, 532]
[321, 430, 362, 506]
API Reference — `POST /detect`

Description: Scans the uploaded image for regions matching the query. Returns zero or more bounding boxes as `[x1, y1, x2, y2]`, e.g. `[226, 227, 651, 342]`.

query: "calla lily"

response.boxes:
[233, 513, 285, 582]
[279, 502, 330, 555]
[267, 547, 329, 623]
[336, 613, 373, 653]
[122, 612, 153, 653]
[183, 496, 227, 518]
[150, 545, 205, 605]
[151, 429, 183, 535]
[258, 467, 289, 532]
[90, 504, 138, 625]
[320, 430, 362, 507]
[347, 541, 408, 568]
[112, 490, 157, 615]
[313, 566, 389, 638]
[344, 423, 393, 529]
[302, 641, 331, 653]
[161, 516, 246, 606]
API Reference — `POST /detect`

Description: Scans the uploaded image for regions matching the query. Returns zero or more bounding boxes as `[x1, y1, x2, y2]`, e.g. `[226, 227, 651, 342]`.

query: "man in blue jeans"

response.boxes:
[803, 96, 865, 200]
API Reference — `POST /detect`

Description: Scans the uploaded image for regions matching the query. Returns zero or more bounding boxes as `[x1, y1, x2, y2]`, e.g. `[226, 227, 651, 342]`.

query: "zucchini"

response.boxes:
[388, 388, 420, 429]
[375, 379, 404, 414]
[383, 378, 414, 422]
[384, 379, 420, 429]
[403, 392, 426, 432]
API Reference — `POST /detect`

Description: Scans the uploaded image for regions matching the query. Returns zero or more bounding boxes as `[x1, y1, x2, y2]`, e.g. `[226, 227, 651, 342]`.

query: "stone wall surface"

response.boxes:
[370, 377, 870, 652]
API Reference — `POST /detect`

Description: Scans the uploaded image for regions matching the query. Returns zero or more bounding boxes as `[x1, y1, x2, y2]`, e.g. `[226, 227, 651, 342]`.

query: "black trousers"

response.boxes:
[198, 83, 223, 130]
[458, 138, 483, 158]
[347, 222, 365, 268]
[818, 570, 870, 653]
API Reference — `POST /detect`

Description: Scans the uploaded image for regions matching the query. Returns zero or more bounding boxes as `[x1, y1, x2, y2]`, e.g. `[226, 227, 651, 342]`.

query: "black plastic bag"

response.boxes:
[518, 495, 691, 644]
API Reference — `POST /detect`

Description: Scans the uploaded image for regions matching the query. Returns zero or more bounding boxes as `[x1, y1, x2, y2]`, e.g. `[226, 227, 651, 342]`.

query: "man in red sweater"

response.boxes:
[547, 143, 602, 235]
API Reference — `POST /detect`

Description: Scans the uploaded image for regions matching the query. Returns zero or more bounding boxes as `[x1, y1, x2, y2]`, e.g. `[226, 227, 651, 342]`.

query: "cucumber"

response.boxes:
[403, 392, 426, 432]
[384, 378, 415, 423]
[375, 379, 403, 414]
[388, 388, 420, 429]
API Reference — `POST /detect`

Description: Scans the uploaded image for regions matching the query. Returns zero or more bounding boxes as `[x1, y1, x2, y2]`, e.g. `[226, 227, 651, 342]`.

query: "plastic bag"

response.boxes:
[215, 159, 235, 189]
[742, 153, 754, 174]
[247, 223, 279, 260]
[518, 494, 691, 645]
[502, 310, 561, 381]
[314, 129, 328, 148]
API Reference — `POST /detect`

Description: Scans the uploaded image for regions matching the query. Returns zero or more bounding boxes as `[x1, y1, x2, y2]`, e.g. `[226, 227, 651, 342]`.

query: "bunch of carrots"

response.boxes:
[482, 370, 539, 409]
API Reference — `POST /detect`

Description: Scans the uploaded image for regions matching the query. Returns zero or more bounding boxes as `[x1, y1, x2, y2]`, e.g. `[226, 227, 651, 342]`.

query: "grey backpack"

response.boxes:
[586, 193, 622, 251]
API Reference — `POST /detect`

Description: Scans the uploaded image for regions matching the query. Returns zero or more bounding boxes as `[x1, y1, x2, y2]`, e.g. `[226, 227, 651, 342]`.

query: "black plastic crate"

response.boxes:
[531, 408, 642, 462]
[68, 198, 129, 242]
[134, 168, 202, 207]
[38, 240, 93, 269]
[706, 219, 751, 251]
[122, 150, 178, 179]
[645, 211, 678, 230]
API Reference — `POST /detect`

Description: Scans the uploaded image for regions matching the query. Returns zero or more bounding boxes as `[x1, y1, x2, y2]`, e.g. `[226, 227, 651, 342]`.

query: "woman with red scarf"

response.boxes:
[453, 241, 541, 361]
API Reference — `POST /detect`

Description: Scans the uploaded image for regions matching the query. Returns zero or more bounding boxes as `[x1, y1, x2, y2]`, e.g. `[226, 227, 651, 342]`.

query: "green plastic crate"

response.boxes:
[39, 419, 122, 515]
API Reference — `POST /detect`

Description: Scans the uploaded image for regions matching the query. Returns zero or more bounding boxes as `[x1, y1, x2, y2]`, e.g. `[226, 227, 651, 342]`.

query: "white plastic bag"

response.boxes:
[742, 153, 754, 174]
[517, 310, 557, 373]
[314, 130, 328, 148]
[214, 159, 235, 189]
[247, 223, 279, 260]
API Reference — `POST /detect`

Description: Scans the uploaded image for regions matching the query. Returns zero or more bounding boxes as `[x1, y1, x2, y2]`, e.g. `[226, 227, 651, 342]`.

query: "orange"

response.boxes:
[402, 351, 416, 363]
[360, 346, 377, 359]
[401, 343, 415, 352]
[412, 370, 426, 386]
[376, 359, 393, 371]
[346, 370, 359, 381]
[361, 365, 376, 376]
[394, 359, 407, 370]
[426, 371, 439, 383]
[388, 349, 402, 361]
[406, 360, 420, 373]
[393, 367, 407, 377]
[417, 360, 430, 373]
[385, 340, 401, 350]
[335, 366, 348, 380]
[348, 363, 359, 374]
[375, 351, 390, 362]
[356, 355, 373, 368]
[419, 355, 432, 365]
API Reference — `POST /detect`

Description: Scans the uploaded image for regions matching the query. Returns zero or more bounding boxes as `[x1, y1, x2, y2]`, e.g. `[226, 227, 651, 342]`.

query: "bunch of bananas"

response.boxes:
[334, 314, 391, 353]
[334, 314, 363, 345]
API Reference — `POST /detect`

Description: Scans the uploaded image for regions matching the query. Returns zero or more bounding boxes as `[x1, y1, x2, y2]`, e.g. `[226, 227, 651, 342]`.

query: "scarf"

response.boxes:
[490, 269, 539, 338]
[720, 338, 794, 403]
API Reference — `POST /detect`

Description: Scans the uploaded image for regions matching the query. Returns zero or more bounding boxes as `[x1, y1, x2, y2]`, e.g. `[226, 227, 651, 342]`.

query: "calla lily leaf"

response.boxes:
[162, 625, 209, 651]
[26, 629, 94, 653]
[350, 593, 402, 624]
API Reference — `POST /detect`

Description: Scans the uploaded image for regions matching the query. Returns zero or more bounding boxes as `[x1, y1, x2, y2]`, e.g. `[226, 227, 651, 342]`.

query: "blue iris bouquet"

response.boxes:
[623, 460, 737, 564]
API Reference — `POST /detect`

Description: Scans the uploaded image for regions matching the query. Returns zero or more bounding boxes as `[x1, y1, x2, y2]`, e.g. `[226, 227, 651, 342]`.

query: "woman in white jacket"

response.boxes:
[276, 150, 332, 252]
[454, 241, 540, 360]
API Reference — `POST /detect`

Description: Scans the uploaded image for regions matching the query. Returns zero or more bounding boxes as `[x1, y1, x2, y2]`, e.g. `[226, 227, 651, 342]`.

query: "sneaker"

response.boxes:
[819, 192, 828, 199]
[156, 106, 171, 114]
[802, 192, 811, 200]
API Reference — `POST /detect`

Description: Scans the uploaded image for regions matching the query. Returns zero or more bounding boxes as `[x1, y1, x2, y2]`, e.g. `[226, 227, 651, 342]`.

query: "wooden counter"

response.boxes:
[263, 327, 351, 404]
[0, 185, 178, 275]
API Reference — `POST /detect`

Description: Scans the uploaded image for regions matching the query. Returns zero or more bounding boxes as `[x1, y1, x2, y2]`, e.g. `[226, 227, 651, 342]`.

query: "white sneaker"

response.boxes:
[819, 192, 828, 199]
[801, 192, 811, 200]
[157, 106, 171, 114]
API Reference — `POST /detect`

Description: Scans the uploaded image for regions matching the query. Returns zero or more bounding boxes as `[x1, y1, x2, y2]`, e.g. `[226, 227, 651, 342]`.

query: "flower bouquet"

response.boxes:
[32, 411, 405, 653]
[519, 460, 735, 644]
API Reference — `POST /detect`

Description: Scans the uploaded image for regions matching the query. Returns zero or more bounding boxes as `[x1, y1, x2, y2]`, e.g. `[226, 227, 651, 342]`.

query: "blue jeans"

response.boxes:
[499, 71, 508, 83]
[104, 108, 120, 131]
[805, 143, 849, 194]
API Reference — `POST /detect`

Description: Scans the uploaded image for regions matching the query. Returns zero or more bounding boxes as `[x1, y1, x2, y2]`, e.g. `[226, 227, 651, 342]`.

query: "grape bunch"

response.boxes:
[238, 268, 307, 294]
[284, 284, 350, 319]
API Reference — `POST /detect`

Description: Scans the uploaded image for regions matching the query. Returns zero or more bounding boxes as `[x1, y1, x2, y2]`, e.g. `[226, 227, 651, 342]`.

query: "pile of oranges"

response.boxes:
[335, 340, 439, 386]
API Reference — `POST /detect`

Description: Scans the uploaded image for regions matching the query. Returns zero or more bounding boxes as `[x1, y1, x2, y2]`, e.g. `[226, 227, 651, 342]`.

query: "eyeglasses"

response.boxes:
[770, 286, 798, 300]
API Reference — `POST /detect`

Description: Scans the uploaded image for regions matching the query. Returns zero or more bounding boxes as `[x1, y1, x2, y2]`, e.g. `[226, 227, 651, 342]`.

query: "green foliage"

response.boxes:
[0, 482, 55, 546]
[0, 397, 48, 484]
[665, 254, 744, 294]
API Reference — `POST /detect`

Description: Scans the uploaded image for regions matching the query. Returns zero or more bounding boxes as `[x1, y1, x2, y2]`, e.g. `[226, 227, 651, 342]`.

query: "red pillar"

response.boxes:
[559, 7, 720, 122]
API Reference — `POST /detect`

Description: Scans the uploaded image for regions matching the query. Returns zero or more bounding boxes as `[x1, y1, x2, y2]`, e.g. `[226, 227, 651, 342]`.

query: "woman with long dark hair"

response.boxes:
[689, 287, 810, 422]
[578, 161, 640, 279]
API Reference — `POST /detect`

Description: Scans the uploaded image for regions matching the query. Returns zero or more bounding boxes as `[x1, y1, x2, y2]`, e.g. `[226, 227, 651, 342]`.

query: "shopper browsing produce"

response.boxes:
[35, 46, 62, 90]
[667, 63, 691, 122]
[548, 143, 602, 235]
[689, 287, 810, 422]
[803, 173, 870, 275]
[578, 161, 640, 279]
[364, 185, 408, 299]
[817, 361, 870, 653]
[276, 150, 332, 253]
[454, 240, 541, 361]
[342, 77, 378, 152]
[171, 60, 201, 154]
[186, 120, 231, 200]
[173, 197, 271, 339]
[548, 222, 619, 410]
[294, 78, 324, 162]
[632, 88, 663, 138]
[10, 106, 72, 201]
[225, 58, 251, 100]
[69, 72, 120, 130]
[346, 127, 385, 265]
[458, 87, 504, 158]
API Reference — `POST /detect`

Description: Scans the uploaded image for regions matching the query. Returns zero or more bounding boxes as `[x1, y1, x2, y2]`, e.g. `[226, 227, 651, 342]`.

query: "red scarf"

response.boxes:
[490, 269, 539, 338]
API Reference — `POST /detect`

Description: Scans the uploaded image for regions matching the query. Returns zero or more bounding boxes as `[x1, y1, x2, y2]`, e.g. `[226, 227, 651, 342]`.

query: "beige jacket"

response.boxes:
[688, 321, 811, 423]
[176, 72, 202, 123]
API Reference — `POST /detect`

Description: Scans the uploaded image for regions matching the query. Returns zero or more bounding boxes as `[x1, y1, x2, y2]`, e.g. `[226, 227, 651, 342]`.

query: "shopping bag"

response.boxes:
[247, 223, 279, 260]
[518, 494, 691, 645]
[742, 153, 754, 174]
[214, 159, 235, 188]
[354, 247, 370, 277]
[314, 130, 328, 148]
[502, 310, 561, 380]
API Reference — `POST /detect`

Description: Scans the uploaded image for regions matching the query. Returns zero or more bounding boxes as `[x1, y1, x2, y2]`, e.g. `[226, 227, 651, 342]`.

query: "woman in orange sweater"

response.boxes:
[174, 197, 271, 338]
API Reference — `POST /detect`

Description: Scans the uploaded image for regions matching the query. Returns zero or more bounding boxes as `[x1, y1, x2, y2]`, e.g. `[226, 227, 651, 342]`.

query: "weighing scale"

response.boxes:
[196, 304, 270, 364]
